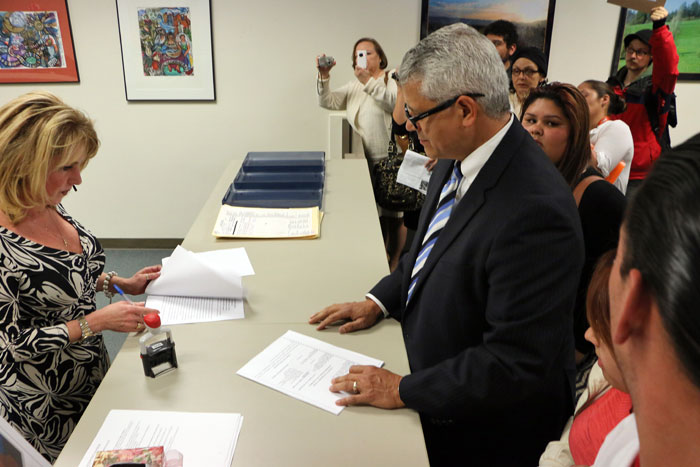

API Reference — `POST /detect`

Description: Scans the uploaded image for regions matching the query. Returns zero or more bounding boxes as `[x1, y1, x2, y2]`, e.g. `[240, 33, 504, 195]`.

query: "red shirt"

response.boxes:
[569, 388, 633, 465]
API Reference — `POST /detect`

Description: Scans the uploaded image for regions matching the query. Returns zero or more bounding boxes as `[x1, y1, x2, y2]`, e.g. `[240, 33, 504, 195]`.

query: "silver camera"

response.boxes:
[318, 56, 334, 68]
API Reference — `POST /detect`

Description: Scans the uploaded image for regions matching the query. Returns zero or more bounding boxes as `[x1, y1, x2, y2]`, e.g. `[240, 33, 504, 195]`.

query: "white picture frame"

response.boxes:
[115, 0, 215, 101]
[0, 416, 52, 467]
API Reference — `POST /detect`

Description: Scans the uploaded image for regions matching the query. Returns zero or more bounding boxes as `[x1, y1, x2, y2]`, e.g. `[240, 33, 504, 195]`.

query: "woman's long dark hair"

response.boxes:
[521, 82, 591, 188]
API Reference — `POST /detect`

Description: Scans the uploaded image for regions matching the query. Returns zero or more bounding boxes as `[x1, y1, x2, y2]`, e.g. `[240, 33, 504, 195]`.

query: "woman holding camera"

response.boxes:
[0, 91, 160, 462]
[316, 38, 402, 269]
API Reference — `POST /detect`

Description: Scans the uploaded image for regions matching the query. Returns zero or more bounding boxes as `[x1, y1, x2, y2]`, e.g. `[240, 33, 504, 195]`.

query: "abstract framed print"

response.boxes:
[0, 0, 79, 83]
[116, 0, 216, 101]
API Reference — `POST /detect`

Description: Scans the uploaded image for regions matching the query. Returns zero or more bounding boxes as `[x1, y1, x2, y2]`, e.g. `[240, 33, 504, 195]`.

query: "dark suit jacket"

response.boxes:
[370, 119, 584, 466]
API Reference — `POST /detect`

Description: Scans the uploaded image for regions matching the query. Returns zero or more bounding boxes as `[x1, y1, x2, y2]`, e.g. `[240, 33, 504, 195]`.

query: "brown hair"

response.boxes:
[0, 91, 99, 223]
[351, 37, 388, 70]
[581, 79, 626, 116]
[521, 82, 591, 188]
[586, 249, 617, 349]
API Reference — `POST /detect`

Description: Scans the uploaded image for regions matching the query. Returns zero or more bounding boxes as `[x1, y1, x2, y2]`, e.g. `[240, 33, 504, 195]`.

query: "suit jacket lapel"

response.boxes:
[404, 121, 527, 311]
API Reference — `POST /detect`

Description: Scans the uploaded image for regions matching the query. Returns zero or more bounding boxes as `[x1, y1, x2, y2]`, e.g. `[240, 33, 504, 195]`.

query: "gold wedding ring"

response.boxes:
[352, 380, 358, 394]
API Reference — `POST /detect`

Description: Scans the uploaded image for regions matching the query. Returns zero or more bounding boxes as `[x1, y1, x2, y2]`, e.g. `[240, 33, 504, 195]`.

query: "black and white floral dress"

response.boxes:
[0, 205, 109, 462]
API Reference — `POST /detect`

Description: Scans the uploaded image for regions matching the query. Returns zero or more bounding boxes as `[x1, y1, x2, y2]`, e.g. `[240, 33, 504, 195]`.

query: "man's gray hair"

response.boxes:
[399, 23, 510, 119]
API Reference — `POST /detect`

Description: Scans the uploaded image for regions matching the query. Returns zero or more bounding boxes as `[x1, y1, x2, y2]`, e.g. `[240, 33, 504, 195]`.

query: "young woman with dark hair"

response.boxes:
[579, 80, 634, 194]
[521, 83, 626, 373]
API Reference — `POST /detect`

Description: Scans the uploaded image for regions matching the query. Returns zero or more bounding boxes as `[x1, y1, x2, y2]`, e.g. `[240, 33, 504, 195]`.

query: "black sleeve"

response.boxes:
[574, 181, 626, 353]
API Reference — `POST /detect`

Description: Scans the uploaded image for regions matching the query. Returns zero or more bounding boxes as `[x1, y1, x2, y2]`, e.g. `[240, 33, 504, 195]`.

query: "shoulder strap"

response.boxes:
[573, 175, 603, 207]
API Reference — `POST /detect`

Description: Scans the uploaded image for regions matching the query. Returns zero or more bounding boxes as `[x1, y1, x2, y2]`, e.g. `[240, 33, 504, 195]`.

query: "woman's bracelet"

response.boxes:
[103, 271, 117, 303]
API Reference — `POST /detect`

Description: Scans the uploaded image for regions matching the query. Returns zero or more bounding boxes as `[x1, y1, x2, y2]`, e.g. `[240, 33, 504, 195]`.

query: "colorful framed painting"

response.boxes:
[610, 0, 700, 81]
[420, 0, 557, 57]
[0, 0, 79, 83]
[116, 0, 215, 101]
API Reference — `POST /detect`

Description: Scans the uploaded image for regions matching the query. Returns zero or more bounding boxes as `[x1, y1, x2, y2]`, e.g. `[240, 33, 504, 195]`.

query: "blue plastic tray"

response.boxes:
[233, 171, 324, 190]
[222, 187, 323, 208]
[242, 152, 325, 173]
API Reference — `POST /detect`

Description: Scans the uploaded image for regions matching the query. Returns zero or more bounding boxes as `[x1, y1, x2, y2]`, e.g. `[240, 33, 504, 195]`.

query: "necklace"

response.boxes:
[47, 208, 70, 250]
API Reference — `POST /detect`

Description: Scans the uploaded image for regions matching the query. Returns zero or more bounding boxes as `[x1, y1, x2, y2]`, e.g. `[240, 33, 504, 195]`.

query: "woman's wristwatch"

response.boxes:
[78, 316, 97, 342]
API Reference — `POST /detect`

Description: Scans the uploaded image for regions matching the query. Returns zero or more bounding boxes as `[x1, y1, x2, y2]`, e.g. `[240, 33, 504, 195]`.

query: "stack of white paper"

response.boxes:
[77, 410, 243, 467]
[237, 330, 384, 415]
[144, 246, 255, 325]
[212, 205, 321, 239]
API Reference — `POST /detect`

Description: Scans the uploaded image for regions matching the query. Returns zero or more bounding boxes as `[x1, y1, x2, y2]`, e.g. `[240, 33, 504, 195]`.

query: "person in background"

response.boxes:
[483, 19, 519, 71]
[596, 132, 700, 467]
[316, 38, 402, 270]
[579, 80, 634, 194]
[521, 83, 625, 389]
[606, 6, 678, 196]
[0, 91, 161, 462]
[509, 46, 547, 118]
[311, 24, 583, 466]
[539, 250, 632, 466]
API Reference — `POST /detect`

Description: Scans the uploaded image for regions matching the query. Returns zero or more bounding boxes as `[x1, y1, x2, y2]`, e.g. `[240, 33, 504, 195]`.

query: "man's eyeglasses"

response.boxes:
[512, 67, 540, 78]
[625, 47, 650, 58]
[404, 93, 484, 126]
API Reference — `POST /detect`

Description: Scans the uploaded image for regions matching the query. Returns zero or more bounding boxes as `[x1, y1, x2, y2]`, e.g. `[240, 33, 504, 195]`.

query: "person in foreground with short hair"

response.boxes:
[0, 91, 161, 461]
[310, 23, 583, 466]
[595, 132, 700, 466]
[483, 19, 518, 71]
[606, 6, 678, 196]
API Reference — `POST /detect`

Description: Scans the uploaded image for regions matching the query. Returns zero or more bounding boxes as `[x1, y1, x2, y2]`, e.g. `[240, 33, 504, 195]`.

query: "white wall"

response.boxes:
[0, 0, 697, 238]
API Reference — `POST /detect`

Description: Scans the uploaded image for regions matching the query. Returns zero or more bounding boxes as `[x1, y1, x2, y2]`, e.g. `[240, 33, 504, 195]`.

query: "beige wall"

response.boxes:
[0, 0, 696, 238]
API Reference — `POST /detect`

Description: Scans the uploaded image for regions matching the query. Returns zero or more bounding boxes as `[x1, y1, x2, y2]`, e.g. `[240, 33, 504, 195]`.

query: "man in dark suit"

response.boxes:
[310, 23, 584, 466]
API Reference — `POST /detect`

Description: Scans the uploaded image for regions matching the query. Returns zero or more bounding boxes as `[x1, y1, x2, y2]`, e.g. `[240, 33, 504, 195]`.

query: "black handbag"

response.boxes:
[371, 128, 425, 212]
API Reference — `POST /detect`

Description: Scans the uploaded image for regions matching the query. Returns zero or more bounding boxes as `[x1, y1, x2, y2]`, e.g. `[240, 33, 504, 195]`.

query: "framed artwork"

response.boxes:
[0, 0, 79, 83]
[610, 0, 700, 81]
[420, 0, 557, 57]
[116, 0, 215, 101]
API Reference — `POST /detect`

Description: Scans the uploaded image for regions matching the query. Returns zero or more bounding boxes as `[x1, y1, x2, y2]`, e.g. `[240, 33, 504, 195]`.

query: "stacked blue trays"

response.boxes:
[222, 152, 325, 208]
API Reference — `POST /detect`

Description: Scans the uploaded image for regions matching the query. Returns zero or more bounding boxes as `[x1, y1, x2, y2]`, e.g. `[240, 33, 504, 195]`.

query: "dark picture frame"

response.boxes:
[420, 0, 557, 58]
[610, 3, 700, 81]
[0, 0, 79, 83]
[115, 0, 216, 101]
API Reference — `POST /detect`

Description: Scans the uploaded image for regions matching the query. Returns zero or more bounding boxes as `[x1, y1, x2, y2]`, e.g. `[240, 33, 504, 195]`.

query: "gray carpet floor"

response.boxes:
[97, 248, 174, 361]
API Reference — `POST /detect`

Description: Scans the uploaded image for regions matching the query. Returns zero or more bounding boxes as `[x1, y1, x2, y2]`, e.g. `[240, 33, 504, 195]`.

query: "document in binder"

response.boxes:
[212, 204, 321, 239]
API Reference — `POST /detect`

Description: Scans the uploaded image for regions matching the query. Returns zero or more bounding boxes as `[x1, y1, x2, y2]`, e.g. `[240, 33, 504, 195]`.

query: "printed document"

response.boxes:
[144, 246, 253, 324]
[212, 205, 321, 239]
[77, 410, 243, 467]
[237, 330, 384, 415]
[397, 150, 432, 195]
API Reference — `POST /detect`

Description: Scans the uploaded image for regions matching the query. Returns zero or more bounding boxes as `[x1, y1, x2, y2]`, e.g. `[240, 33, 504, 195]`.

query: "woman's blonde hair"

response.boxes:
[0, 91, 99, 223]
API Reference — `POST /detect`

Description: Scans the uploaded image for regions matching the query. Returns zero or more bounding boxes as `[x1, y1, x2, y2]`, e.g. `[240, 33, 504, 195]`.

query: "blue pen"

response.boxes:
[113, 284, 133, 303]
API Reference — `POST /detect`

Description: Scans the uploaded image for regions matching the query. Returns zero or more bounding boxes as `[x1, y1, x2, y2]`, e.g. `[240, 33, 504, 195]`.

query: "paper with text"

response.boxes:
[397, 150, 432, 195]
[145, 295, 244, 325]
[146, 245, 252, 299]
[213, 205, 321, 239]
[78, 410, 243, 467]
[237, 330, 384, 415]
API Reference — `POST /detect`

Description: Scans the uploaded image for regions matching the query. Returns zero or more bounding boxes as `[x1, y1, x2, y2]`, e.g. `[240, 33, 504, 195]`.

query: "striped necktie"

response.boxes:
[407, 161, 463, 304]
